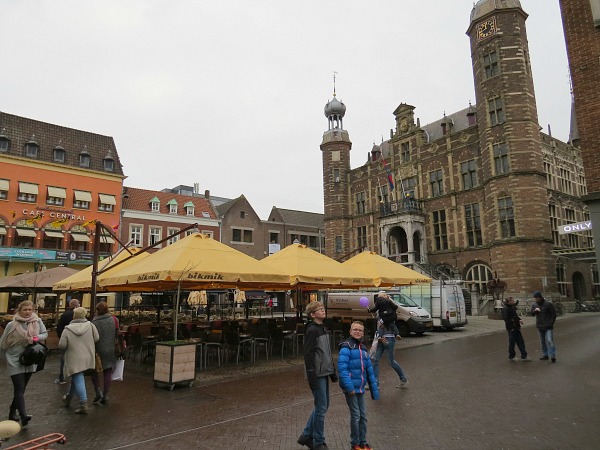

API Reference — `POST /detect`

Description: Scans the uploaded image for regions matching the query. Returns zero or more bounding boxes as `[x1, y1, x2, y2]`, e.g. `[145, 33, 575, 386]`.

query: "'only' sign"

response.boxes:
[558, 221, 593, 235]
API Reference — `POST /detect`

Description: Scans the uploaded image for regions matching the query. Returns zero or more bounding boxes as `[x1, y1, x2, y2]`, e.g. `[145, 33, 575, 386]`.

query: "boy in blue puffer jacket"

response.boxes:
[338, 321, 380, 450]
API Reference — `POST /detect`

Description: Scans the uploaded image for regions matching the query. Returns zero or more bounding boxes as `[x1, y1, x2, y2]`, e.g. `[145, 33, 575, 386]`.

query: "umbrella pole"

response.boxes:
[174, 281, 181, 341]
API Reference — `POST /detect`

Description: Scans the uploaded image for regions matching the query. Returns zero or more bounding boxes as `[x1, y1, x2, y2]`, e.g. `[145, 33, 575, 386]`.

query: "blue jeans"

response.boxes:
[507, 329, 527, 359]
[68, 372, 88, 402]
[373, 336, 407, 383]
[345, 392, 367, 446]
[302, 376, 329, 446]
[538, 329, 556, 358]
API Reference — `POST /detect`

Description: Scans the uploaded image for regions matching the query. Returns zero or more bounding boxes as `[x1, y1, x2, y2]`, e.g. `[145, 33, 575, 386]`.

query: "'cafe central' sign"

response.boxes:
[20, 209, 87, 222]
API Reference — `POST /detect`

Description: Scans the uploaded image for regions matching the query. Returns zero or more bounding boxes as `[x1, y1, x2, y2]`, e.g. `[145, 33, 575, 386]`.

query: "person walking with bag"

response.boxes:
[368, 293, 407, 388]
[0, 300, 47, 427]
[59, 307, 99, 414]
[90, 302, 119, 405]
[298, 301, 337, 450]
[56, 298, 79, 384]
[338, 321, 379, 450]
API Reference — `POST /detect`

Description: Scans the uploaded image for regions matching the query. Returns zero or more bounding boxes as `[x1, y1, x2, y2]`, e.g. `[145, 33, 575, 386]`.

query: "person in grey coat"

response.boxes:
[59, 307, 99, 414]
[90, 302, 119, 404]
[0, 300, 48, 427]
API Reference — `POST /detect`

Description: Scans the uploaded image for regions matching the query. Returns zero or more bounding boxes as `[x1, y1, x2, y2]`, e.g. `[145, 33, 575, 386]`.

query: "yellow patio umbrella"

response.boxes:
[53, 248, 149, 292]
[342, 251, 432, 287]
[260, 243, 374, 289]
[96, 233, 290, 292]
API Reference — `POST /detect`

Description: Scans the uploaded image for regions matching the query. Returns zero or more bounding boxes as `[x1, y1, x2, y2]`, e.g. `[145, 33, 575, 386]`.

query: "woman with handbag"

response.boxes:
[59, 307, 99, 414]
[0, 300, 48, 427]
[90, 302, 119, 405]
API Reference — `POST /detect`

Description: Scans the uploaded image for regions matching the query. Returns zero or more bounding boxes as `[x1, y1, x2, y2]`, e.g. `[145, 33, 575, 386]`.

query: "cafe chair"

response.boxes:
[252, 324, 270, 361]
[224, 330, 254, 364]
[204, 330, 224, 368]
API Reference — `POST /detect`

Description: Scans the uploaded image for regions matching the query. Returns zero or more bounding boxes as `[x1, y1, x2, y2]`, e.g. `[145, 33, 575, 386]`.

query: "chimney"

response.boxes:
[204, 190, 210, 200]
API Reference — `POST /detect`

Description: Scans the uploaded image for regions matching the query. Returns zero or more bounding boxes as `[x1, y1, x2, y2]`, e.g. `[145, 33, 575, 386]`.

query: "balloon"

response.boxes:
[359, 296, 369, 308]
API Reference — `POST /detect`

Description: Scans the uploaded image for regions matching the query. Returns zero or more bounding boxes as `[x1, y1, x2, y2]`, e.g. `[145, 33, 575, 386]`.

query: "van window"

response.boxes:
[389, 293, 419, 308]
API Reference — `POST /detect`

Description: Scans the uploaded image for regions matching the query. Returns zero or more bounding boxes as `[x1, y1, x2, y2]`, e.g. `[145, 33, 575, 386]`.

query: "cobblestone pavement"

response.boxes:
[1, 313, 599, 450]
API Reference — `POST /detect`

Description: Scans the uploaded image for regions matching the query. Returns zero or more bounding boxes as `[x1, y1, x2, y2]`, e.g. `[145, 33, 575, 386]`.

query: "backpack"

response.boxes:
[378, 299, 397, 324]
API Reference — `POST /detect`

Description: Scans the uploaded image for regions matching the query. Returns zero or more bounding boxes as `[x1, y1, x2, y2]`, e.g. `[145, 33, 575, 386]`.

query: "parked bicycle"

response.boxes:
[554, 299, 564, 316]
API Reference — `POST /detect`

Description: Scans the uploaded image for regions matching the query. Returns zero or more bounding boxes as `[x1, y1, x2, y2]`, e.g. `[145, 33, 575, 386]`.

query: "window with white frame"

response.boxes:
[186, 205, 194, 216]
[73, 190, 91, 210]
[167, 200, 178, 214]
[17, 182, 38, 203]
[0, 179, 9, 200]
[201, 230, 214, 238]
[46, 187, 66, 207]
[98, 194, 116, 212]
[151, 201, 160, 212]
[149, 227, 162, 247]
[465, 263, 493, 295]
[167, 227, 180, 245]
[130, 225, 142, 247]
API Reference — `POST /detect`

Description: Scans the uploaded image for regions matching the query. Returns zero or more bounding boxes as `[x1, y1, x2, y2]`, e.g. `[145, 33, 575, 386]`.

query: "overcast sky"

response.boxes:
[2, 0, 570, 219]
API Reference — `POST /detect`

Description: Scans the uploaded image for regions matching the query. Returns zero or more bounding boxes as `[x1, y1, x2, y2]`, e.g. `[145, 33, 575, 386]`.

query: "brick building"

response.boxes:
[121, 186, 220, 251]
[559, 0, 600, 267]
[321, 0, 595, 301]
[0, 111, 125, 311]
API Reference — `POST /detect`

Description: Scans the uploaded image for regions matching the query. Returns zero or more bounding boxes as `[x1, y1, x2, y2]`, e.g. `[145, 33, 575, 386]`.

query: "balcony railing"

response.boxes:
[379, 198, 424, 217]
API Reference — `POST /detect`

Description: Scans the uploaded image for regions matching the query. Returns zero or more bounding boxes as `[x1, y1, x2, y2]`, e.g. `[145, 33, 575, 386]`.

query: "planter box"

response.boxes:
[153, 342, 196, 390]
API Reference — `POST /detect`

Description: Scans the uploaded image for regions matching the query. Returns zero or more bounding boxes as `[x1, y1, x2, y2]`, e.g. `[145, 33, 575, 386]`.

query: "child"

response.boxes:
[338, 321, 380, 450]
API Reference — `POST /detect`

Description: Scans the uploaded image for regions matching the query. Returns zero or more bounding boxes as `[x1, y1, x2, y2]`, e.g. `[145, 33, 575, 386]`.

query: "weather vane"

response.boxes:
[333, 70, 338, 97]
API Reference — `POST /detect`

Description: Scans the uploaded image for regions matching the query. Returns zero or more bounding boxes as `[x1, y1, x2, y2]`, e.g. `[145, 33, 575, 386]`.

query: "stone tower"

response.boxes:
[321, 86, 352, 258]
[467, 0, 556, 293]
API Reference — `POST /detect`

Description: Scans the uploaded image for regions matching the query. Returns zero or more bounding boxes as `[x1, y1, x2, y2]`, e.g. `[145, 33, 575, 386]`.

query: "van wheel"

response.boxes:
[397, 322, 410, 338]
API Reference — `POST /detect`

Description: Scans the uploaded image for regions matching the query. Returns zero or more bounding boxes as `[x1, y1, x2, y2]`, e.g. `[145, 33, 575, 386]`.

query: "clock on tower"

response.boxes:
[476, 16, 497, 41]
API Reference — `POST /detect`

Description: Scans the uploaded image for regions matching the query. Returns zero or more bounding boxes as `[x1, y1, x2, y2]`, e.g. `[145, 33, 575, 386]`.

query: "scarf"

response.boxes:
[1, 312, 41, 350]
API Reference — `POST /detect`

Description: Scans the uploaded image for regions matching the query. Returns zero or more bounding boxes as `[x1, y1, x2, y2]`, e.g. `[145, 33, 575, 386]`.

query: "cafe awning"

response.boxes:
[19, 182, 38, 195]
[71, 233, 90, 242]
[47, 186, 67, 198]
[45, 230, 65, 239]
[16, 228, 37, 237]
[73, 190, 92, 202]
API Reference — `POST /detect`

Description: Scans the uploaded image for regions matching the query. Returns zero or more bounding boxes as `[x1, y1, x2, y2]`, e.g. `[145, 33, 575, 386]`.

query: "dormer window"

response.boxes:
[0, 137, 10, 153]
[166, 199, 178, 214]
[25, 142, 39, 158]
[53, 146, 66, 163]
[79, 147, 91, 168]
[103, 152, 114, 172]
[149, 196, 160, 212]
[184, 201, 195, 216]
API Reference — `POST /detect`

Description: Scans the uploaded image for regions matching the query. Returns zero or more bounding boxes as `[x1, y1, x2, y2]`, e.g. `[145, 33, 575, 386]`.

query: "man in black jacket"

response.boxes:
[297, 301, 337, 450]
[531, 291, 557, 362]
[501, 297, 531, 362]
[55, 298, 79, 384]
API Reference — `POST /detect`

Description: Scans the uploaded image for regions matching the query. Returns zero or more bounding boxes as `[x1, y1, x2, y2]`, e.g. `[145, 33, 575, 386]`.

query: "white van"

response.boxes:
[325, 290, 434, 337]
[400, 281, 468, 330]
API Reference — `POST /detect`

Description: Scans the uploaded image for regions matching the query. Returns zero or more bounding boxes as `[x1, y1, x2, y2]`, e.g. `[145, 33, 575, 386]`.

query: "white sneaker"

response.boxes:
[521, 357, 532, 362]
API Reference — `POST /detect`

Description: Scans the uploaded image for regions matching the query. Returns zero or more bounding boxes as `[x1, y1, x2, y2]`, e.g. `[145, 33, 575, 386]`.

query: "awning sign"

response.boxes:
[558, 221, 593, 235]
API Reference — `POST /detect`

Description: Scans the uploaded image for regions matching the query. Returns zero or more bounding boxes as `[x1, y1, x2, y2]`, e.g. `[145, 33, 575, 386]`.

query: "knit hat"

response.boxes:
[532, 291, 544, 299]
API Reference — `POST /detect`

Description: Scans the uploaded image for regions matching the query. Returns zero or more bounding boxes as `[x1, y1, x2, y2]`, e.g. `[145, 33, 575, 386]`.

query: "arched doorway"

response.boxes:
[412, 230, 422, 263]
[572, 271, 586, 301]
[388, 226, 408, 263]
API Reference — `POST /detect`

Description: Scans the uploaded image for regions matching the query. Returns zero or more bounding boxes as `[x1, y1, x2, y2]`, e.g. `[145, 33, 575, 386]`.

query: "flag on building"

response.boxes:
[381, 156, 395, 191]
